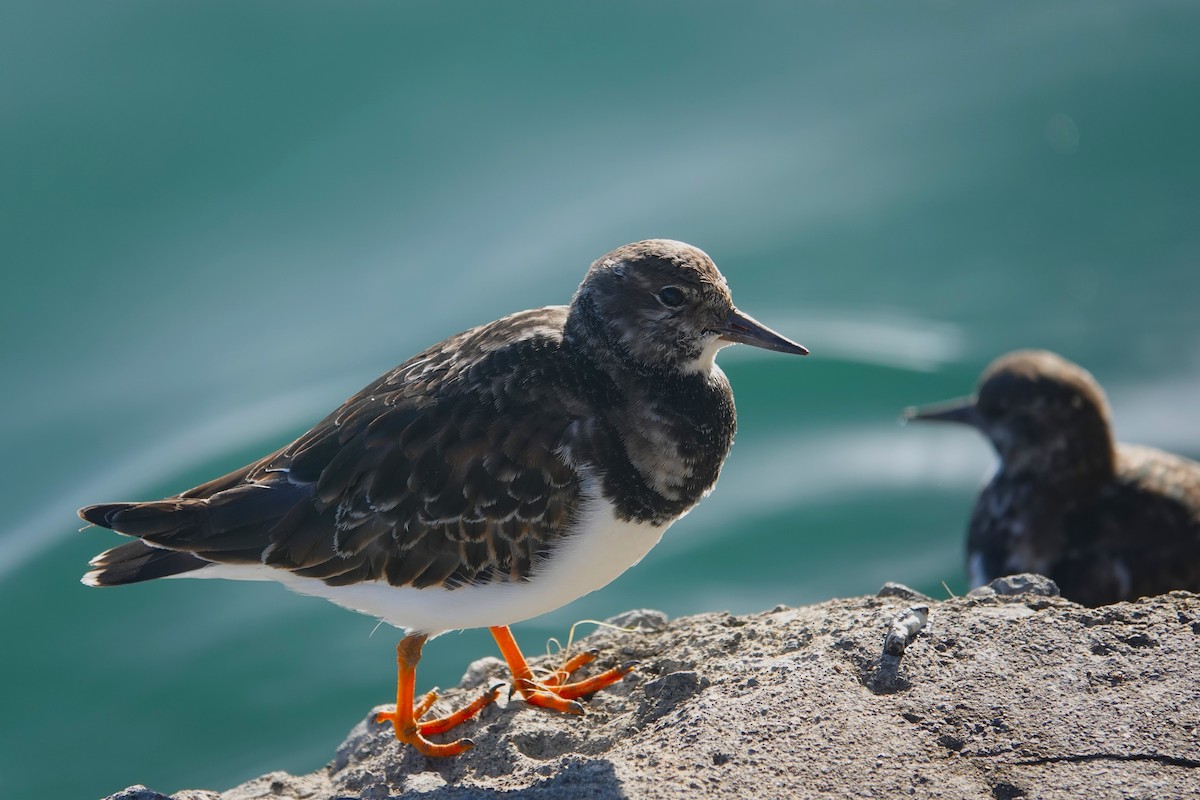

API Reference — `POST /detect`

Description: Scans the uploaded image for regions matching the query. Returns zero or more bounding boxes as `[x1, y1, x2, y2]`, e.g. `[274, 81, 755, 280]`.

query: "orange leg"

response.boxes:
[489, 625, 635, 712]
[543, 649, 600, 687]
[375, 634, 501, 757]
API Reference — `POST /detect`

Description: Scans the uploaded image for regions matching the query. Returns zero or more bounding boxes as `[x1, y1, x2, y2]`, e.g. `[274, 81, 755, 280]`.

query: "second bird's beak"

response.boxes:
[717, 308, 808, 355]
[901, 397, 981, 427]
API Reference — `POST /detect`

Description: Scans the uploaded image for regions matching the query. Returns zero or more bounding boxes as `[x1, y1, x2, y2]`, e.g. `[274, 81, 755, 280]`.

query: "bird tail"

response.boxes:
[82, 539, 209, 586]
[80, 500, 202, 536]
[79, 484, 304, 586]
[80, 501, 213, 586]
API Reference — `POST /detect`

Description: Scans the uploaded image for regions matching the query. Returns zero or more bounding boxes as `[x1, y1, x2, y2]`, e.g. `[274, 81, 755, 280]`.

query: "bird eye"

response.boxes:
[657, 286, 686, 307]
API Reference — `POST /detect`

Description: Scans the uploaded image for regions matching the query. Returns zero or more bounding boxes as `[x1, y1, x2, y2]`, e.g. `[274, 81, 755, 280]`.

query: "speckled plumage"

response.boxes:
[81, 240, 806, 631]
[906, 349, 1200, 607]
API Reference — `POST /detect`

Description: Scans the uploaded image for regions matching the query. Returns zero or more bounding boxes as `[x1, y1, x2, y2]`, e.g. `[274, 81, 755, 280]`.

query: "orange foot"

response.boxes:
[490, 625, 637, 714]
[375, 634, 502, 757]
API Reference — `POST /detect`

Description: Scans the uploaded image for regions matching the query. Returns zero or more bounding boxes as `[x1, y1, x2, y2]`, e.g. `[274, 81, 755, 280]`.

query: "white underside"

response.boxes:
[180, 495, 672, 635]
[966, 551, 987, 588]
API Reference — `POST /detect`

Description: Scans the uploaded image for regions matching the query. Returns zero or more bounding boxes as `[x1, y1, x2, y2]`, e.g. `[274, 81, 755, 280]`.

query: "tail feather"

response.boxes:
[80, 501, 204, 537]
[83, 540, 209, 586]
[78, 483, 308, 585]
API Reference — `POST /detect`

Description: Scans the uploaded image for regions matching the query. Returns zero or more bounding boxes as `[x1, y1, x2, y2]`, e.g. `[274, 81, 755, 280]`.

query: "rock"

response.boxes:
[876, 582, 933, 602]
[106, 788, 174, 800]
[105, 591, 1200, 799]
[605, 608, 670, 632]
[107, 787, 219, 800]
[457, 656, 507, 690]
[968, 573, 1061, 600]
[106, 787, 220, 800]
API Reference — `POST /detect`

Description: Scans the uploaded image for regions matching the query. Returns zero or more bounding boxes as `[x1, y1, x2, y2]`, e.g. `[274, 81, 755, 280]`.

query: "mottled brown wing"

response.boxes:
[90, 307, 599, 591]
[243, 308, 591, 589]
[1065, 444, 1200, 602]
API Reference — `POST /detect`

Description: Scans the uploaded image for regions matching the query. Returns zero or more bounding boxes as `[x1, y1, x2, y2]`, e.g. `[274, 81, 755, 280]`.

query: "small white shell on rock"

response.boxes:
[883, 605, 930, 657]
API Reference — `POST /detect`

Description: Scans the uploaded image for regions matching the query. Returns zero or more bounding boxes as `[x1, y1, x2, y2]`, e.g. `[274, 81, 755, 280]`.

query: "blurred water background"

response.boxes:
[3, 2, 1199, 797]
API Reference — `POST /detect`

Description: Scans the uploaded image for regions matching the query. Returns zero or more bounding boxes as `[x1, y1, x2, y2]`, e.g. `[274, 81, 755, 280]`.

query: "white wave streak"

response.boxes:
[0, 382, 347, 583]
[1108, 377, 1200, 456]
[680, 425, 993, 548]
[722, 307, 967, 372]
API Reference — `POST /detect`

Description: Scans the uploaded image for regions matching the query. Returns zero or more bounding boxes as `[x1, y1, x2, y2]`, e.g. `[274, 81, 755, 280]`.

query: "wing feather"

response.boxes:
[82, 307, 596, 592]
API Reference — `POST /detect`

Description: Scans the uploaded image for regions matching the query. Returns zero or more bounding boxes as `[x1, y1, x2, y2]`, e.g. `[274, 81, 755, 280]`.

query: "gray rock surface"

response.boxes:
[106, 583, 1200, 799]
[967, 573, 1062, 600]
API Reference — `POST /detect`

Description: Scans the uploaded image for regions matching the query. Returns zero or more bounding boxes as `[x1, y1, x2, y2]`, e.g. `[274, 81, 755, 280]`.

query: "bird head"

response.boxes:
[903, 349, 1115, 479]
[567, 239, 807, 375]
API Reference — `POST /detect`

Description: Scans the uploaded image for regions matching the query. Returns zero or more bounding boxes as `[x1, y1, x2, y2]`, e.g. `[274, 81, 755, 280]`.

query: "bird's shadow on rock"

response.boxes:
[397, 758, 628, 800]
[337, 696, 634, 792]
[864, 654, 912, 695]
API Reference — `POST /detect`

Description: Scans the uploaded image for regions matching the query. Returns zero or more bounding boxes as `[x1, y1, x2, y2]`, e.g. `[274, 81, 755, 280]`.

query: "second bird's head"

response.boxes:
[904, 349, 1115, 477]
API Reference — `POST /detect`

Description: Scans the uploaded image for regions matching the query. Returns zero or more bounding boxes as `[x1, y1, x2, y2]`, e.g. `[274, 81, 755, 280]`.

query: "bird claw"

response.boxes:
[519, 689, 586, 715]
[513, 654, 637, 710]
[376, 684, 500, 756]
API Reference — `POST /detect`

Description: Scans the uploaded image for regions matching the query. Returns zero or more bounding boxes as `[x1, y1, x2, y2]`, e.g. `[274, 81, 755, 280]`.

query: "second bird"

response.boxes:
[905, 349, 1200, 607]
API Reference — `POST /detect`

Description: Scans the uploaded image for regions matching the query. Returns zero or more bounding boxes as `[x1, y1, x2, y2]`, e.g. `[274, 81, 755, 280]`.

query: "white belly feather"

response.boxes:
[179, 495, 671, 636]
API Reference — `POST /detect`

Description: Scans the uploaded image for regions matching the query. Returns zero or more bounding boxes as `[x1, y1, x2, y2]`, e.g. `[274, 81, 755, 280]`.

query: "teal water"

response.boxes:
[3, 2, 1200, 797]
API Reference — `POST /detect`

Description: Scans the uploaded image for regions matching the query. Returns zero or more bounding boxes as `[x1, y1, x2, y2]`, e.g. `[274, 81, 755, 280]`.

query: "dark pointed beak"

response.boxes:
[900, 397, 980, 427]
[717, 308, 808, 355]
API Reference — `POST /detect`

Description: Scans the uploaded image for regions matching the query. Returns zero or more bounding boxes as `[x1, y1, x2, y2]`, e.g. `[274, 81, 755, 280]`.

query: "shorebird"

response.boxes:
[80, 239, 808, 756]
[904, 349, 1200, 607]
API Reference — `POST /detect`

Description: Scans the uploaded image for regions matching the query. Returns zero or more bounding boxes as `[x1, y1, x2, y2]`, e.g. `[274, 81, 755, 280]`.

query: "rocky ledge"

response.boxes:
[109, 577, 1200, 799]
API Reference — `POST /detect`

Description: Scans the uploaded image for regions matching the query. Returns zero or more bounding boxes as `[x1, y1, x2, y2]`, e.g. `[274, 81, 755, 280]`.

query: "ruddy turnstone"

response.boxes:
[80, 239, 808, 757]
[904, 349, 1200, 607]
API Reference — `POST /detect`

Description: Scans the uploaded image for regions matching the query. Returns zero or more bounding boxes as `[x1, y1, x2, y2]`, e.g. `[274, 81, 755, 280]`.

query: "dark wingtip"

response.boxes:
[78, 503, 134, 529]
